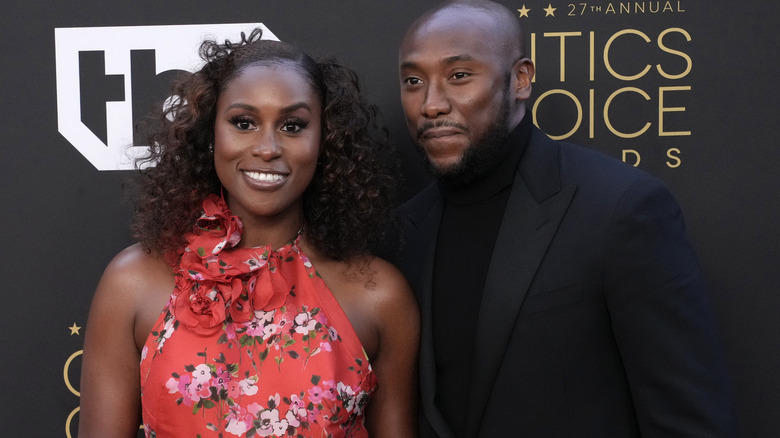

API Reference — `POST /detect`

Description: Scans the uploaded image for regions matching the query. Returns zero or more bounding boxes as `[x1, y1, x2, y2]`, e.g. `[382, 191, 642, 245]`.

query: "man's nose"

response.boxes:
[421, 83, 451, 118]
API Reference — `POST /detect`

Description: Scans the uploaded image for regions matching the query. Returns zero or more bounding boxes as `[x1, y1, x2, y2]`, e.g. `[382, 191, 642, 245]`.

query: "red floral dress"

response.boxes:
[139, 195, 376, 437]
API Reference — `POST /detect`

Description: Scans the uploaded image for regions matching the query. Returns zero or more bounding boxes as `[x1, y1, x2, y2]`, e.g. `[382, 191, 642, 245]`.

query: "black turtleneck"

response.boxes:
[432, 114, 531, 434]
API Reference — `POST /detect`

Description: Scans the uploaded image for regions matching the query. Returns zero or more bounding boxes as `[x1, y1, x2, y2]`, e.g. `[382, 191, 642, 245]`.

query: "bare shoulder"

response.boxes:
[313, 253, 416, 316]
[307, 249, 418, 360]
[102, 243, 171, 283]
[358, 256, 417, 312]
[92, 243, 175, 349]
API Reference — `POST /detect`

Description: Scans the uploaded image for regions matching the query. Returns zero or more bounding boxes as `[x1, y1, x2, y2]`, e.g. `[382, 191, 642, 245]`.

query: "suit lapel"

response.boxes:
[465, 130, 576, 435]
[400, 186, 456, 437]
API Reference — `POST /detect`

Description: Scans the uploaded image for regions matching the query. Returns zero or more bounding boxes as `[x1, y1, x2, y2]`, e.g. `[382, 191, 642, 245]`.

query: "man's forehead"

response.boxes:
[400, 27, 497, 66]
[401, 8, 508, 55]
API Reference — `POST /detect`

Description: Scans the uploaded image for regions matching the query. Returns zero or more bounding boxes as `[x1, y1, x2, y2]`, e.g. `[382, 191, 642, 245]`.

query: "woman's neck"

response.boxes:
[236, 213, 304, 250]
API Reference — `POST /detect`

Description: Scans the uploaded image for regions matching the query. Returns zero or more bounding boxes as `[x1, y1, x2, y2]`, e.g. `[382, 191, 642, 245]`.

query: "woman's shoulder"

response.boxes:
[328, 255, 419, 328]
[92, 243, 175, 320]
[308, 249, 414, 308]
[101, 243, 173, 289]
[302, 242, 418, 359]
[94, 243, 176, 349]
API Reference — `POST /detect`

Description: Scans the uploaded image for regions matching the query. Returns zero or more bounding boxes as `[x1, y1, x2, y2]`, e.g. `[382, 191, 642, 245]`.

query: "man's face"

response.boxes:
[399, 12, 514, 181]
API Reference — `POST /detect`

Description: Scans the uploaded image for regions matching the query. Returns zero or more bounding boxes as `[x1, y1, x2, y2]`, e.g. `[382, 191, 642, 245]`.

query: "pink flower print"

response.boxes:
[246, 317, 265, 337]
[225, 417, 249, 436]
[187, 380, 211, 404]
[321, 379, 338, 401]
[225, 404, 250, 436]
[227, 226, 242, 248]
[286, 395, 306, 427]
[272, 417, 289, 436]
[256, 409, 281, 437]
[337, 382, 357, 412]
[141, 345, 148, 361]
[327, 326, 338, 341]
[308, 385, 324, 403]
[212, 240, 227, 255]
[178, 376, 191, 392]
[187, 271, 206, 281]
[254, 309, 275, 324]
[223, 321, 239, 341]
[213, 367, 229, 391]
[319, 341, 332, 352]
[277, 313, 290, 328]
[285, 407, 301, 428]
[239, 376, 259, 396]
[246, 402, 263, 418]
[353, 391, 370, 416]
[157, 316, 176, 351]
[307, 405, 320, 423]
[293, 311, 318, 335]
[244, 255, 268, 272]
[165, 377, 179, 394]
[192, 364, 211, 384]
[228, 380, 241, 399]
[267, 393, 281, 409]
[262, 323, 279, 340]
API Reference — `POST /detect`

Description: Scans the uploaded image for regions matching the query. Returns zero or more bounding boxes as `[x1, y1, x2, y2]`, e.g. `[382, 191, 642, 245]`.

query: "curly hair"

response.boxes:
[131, 29, 397, 261]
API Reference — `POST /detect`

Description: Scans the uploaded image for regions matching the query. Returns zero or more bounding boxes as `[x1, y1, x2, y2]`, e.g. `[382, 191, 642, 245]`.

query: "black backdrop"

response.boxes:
[1, 1, 778, 436]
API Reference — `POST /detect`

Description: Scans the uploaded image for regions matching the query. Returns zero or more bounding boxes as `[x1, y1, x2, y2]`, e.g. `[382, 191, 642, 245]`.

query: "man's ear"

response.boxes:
[513, 58, 535, 101]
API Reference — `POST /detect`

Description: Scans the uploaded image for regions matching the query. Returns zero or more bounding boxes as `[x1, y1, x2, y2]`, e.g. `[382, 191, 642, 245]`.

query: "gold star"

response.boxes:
[69, 323, 81, 336]
[517, 5, 530, 17]
[544, 4, 557, 17]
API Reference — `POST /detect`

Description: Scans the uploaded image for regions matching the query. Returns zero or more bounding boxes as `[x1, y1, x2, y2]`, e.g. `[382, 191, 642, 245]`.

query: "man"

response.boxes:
[394, 1, 736, 436]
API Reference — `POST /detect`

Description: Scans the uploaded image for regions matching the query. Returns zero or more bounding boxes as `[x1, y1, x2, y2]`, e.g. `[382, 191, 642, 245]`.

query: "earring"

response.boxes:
[208, 143, 214, 153]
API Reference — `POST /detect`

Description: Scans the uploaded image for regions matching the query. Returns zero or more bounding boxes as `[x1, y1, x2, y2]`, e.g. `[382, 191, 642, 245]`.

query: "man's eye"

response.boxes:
[452, 72, 470, 80]
[404, 77, 422, 85]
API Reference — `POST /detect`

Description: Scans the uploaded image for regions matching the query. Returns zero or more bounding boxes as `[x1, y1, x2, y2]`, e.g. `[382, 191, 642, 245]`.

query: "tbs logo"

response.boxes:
[55, 23, 278, 170]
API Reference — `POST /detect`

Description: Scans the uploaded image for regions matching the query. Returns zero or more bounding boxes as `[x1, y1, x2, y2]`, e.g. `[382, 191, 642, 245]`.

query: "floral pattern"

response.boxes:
[140, 194, 375, 437]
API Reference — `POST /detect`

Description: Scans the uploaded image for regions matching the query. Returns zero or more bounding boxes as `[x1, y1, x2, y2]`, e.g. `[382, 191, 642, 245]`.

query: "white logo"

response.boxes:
[55, 23, 279, 171]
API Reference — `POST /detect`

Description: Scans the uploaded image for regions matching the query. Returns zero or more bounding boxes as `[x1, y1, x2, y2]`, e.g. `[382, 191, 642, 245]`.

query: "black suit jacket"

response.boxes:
[396, 126, 736, 437]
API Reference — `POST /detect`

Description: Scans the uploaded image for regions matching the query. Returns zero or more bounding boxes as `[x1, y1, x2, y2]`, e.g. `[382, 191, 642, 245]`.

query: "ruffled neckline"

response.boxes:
[172, 194, 302, 335]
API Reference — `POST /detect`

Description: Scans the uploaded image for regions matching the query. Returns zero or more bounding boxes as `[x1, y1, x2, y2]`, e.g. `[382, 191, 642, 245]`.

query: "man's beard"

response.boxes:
[415, 85, 511, 188]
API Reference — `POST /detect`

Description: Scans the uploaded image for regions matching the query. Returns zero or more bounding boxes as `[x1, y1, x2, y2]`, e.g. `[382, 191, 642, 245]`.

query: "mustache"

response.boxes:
[416, 120, 470, 139]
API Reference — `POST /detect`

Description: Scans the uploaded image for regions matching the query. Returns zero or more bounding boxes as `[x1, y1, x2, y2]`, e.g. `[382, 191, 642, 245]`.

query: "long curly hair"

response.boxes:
[131, 29, 397, 261]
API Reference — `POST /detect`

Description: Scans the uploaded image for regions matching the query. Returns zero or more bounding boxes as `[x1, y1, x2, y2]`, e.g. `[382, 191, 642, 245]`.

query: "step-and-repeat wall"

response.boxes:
[2, 1, 777, 436]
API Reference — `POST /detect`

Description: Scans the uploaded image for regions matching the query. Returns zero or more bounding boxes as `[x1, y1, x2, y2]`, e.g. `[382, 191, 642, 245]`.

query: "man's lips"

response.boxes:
[417, 120, 469, 141]
[421, 127, 462, 139]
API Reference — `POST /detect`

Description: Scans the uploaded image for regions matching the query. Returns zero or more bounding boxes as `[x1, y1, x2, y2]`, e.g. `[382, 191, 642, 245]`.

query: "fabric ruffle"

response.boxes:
[172, 194, 298, 335]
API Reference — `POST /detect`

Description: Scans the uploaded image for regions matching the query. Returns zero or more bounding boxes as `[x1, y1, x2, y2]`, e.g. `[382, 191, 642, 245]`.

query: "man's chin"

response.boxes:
[429, 159, 460, 175]
[426, 159, 476, 187]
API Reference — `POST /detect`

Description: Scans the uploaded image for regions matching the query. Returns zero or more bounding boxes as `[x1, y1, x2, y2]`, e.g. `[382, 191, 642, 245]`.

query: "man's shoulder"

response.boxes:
[538, 133, 656, 185]
[399, 182, 439, 216]
[525, 128, 669, 204]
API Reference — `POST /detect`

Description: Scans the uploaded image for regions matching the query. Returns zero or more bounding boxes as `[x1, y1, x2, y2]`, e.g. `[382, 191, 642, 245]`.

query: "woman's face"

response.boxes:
[213, 63, 321, 226]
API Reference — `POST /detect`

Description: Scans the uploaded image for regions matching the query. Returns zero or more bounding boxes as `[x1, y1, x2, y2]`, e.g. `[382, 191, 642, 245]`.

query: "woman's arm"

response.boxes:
[361, 258, 421, 437]
[78, 245, 171, 438]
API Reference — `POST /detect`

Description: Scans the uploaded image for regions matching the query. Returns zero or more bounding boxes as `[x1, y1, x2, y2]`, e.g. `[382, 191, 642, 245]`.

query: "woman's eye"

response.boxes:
[281, 119, 308, 133]
[230, 116, 256, 131]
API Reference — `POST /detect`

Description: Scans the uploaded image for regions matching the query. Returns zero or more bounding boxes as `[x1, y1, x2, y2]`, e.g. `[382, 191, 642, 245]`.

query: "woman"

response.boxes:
[79, 29, 419, 437]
